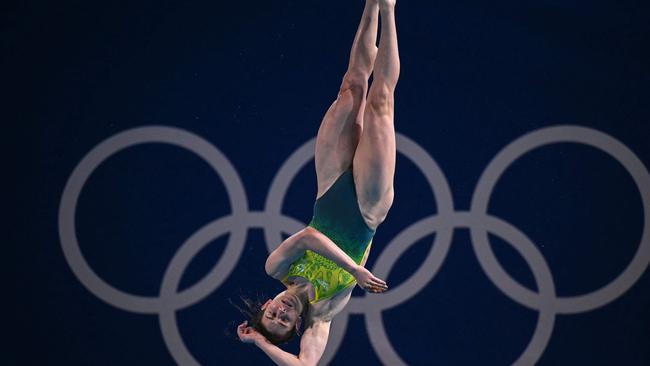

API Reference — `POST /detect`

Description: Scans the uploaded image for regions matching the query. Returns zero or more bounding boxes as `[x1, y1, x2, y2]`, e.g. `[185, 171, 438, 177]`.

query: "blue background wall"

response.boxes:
[7, 0, 650, 365]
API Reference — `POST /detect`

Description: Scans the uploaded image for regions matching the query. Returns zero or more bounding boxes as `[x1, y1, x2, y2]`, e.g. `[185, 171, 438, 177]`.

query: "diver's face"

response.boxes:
[261, 292, 303, 337]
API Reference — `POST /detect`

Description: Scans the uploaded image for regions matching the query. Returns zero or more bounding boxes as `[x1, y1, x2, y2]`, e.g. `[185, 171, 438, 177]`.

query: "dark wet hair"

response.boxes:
[230, 294, 309, 346]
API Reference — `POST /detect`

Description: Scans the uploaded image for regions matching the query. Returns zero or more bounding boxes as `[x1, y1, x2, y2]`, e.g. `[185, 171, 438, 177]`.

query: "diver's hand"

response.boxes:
[237, 321, 267, 346]
[352, 265, 388, 293]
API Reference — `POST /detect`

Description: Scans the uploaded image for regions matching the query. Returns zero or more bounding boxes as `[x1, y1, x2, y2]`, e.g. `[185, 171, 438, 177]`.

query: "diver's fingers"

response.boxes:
[372, 277, 386, 285]
[370, 277, 388, 288]
[368, 274, 387, 285]
[364, 284, 386, 293]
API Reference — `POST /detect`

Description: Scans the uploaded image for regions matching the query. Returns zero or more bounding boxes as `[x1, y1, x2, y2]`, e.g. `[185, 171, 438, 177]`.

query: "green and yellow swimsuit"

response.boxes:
[283, 168, 376, 304]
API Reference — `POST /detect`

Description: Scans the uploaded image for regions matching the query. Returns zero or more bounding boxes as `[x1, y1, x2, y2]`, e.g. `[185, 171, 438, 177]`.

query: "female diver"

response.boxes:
[236, 0, 400, 364]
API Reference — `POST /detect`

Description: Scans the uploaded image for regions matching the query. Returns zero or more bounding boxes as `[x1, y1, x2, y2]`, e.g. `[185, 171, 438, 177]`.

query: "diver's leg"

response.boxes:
[314, 0, 379, 199]
[353, 0, 400, 229]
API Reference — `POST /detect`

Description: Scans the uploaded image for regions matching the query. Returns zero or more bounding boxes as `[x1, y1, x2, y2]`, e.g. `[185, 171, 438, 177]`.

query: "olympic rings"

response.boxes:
[59, 125, 650, 365]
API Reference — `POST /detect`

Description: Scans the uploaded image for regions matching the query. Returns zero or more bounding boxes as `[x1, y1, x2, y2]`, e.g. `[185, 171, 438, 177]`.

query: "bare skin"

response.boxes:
[238, 1, 400, 365]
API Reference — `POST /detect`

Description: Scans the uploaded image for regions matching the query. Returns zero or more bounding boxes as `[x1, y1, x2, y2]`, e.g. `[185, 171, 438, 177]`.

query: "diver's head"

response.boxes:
[237, 288, 308, 345]
[232, 284, 311, 345]
[257, 291, 305, 343]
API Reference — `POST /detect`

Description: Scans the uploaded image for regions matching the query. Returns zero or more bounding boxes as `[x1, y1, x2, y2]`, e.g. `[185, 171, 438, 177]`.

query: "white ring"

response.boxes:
[58, 126, 248, 313]
[471, 125, 650, 313]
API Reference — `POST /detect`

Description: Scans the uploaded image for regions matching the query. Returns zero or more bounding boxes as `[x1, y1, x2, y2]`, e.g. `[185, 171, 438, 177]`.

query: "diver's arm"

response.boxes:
[255, 341, 305, 366]
[265, 226, 359, 279]
[264, 226, 359, 278]
[265, 227, 387, 291]
[303, 227, 387, 291]
[300, 227, 360, 274]
[255, 320, 330, 366]
[265, 228, 313, 279]
[238, 320, 322, 366]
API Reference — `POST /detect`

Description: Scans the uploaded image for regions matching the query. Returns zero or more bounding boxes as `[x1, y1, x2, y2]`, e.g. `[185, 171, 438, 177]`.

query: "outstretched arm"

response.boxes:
[238, 320, 331, 366]
[265, 227, 357, 278]
[265, 227, 388, 292]
[264, 228, 315, 279]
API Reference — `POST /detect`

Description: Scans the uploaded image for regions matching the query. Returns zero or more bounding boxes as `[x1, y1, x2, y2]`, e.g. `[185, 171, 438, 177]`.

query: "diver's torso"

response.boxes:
[284, 167, 375, 320]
